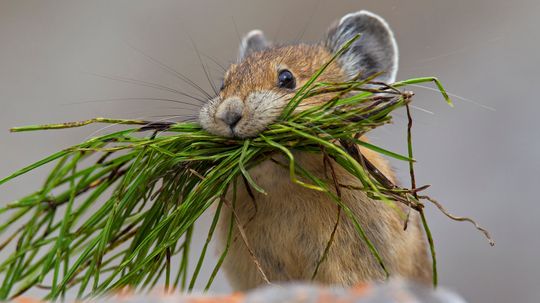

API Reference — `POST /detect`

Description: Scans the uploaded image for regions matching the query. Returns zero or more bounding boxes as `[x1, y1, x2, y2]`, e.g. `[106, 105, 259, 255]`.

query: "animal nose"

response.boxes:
[216, 97, 244, 128]
[222, 111, 242, 127]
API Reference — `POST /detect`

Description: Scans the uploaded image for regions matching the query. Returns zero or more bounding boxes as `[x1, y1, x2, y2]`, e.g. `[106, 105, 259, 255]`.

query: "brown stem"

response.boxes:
[222, 198, 271, 285]
[312, 153, 342, 280]
[419, 195, 495, 246]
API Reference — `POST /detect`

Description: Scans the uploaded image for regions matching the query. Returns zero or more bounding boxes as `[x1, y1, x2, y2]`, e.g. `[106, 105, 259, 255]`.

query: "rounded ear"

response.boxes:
[325, 10, 398, 83]
[238, 30, 270, 61]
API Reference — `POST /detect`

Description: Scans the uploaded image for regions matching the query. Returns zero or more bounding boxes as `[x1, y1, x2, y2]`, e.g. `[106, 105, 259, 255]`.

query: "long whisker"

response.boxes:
[145, 115, 198, 125]
[413, 36, 503, 65]
[408, 84, 496, 111]
[189, 38, 219, 95]
[86, 114, 199, 140]
[292, 0, 322, 44]
[151, 106, 199, 112]
[254, 91, 292, 113]
[82, 115, 151, 141]
[123, 109, 198, 119]
[123, 111, 198, 119]
[126, 43, 214, 100]
[66, 97, 202, 109]
[87, 72, 207, 103]
[409, 104, 434, 115]
[201, 53, 228, 72]
[271, 11, 289, 41]
[230, 15, 242, 45]
[149, 114, 198, 120]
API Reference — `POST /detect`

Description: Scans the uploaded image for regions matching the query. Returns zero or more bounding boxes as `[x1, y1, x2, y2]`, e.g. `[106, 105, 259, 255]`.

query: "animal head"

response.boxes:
[199, 10, 398, 138]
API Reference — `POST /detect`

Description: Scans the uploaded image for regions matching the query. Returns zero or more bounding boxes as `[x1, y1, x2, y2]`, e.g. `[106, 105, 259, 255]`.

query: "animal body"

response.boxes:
[199, 10, 431, 291]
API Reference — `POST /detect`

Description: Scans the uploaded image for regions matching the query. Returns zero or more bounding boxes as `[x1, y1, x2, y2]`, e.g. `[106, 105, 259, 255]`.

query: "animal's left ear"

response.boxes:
[325, 10, 398, 83]
[238, 29, 270, 61]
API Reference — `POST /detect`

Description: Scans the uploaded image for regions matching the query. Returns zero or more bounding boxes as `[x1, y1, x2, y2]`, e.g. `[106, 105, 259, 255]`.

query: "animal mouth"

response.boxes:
[230, 128, 240, 138]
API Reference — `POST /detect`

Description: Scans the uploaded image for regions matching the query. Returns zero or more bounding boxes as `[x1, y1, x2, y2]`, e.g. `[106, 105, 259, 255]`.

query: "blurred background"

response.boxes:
[0, 0, 538, 302]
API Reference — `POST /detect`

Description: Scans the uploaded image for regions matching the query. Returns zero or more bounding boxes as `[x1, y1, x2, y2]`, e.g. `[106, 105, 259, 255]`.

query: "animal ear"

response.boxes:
[238, 30, 270, 61]
[325, 10, 398, 83]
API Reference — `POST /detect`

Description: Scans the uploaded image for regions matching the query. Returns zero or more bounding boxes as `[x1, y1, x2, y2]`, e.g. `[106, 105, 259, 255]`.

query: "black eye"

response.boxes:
[277, 69, 295, 89]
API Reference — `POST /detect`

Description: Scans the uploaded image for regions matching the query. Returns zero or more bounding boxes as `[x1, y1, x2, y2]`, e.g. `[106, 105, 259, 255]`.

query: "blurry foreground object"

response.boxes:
[15, 279, 466, 303]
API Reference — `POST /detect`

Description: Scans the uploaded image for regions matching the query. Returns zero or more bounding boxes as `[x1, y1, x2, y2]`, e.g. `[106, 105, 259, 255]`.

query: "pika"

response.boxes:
[199, 10, 431, 290]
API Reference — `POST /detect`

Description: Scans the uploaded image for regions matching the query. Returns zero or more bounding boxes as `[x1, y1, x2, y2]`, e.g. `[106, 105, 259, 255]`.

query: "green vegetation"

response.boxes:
[0, 37, 491, 300]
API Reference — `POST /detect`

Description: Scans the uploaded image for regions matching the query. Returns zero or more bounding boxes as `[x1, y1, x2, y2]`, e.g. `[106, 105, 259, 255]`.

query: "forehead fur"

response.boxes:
[221, 44, 345, 100]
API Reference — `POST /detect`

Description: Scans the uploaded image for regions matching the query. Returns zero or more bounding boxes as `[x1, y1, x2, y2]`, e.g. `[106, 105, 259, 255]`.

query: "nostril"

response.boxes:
[223, 111, 242, 128]
[216, 97, 244, 130]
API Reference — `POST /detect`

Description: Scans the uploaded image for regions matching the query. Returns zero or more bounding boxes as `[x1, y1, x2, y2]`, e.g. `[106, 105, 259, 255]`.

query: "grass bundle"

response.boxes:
[0, 39, 492, 300]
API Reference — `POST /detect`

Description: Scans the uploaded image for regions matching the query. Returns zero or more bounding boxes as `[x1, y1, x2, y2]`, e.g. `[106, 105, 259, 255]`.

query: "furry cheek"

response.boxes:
[199, 97, 233, 137]
[233, 91, 290, 138]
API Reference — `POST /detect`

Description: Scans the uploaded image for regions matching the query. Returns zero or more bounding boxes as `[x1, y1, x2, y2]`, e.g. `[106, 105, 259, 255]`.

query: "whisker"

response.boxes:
[409, 105, 434, 115]
[149, 114, 198, 119]
[123, 110, 198, 118]
[82, 112, 198, 140]
[86, 72, 207, 103]
[415, 46, 471, 64]
[271, 11, 289, 41]
[125, 43, 214, 100]
[152, 106, 199, 112]
[82, 115, 151, 141]
[409, 84, 496, 111]
[66, 97, 202, 109]
[230, 16, 242, 45]
[413, 36, 504, 65]
[147, 115, 198, 124]
[189, 37, 219, 95]
[254, 91, 292, 113]
[292, 0, 321, 44]
[201, 53, 228, 72]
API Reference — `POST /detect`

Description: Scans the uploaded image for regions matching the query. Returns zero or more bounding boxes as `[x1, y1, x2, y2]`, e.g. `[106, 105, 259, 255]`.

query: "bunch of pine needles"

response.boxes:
[0, 38, 493, 300]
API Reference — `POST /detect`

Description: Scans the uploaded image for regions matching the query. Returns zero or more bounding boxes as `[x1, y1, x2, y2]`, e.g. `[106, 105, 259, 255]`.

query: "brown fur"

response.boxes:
[211, 44, 431, 290]
[224, 45, 342, 95]
[223, 44, 344, 107]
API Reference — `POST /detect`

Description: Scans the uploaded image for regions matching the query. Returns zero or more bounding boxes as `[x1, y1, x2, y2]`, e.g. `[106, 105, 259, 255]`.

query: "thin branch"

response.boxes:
[419, 195, 494, 246]
[189, 168, 270, 285]
[312, 152, 342, 280]
[222, 198, 271, 285]
[406, 103, 437, 288]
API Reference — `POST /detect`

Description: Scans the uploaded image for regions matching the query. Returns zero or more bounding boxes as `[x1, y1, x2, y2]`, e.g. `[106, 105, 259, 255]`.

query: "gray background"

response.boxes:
[0, 0, 538, 302]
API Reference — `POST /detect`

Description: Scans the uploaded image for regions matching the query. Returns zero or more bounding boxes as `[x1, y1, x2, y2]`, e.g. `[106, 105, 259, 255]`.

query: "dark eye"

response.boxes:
[277, 69, 296, 89]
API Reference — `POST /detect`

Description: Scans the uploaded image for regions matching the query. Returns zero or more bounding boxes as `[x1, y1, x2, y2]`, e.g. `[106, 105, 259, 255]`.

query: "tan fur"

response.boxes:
[209, 44, 431, 290]
[222, 44, 343, 101]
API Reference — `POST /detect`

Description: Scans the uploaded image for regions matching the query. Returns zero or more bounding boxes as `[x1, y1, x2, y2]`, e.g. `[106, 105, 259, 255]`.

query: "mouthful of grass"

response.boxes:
[0, 38, 493, 300]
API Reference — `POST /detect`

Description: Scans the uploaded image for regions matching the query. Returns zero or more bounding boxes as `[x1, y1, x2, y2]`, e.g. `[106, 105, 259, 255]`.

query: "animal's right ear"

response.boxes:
[238, 30, 270, 61]
[325, 11, 398, 83]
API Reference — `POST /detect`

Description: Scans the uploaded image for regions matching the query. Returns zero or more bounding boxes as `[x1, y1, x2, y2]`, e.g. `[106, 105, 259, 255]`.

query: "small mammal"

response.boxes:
[199, 10, 431, 290]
